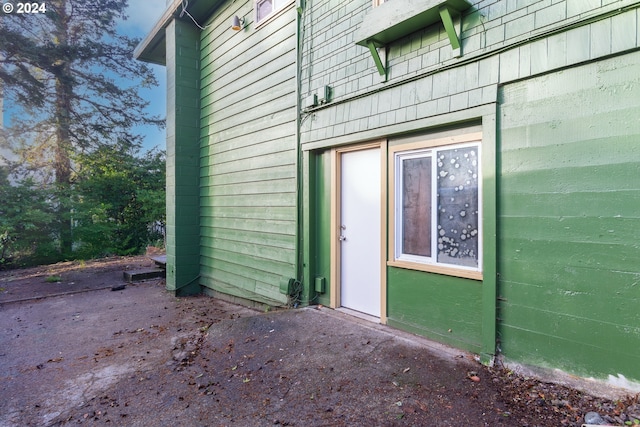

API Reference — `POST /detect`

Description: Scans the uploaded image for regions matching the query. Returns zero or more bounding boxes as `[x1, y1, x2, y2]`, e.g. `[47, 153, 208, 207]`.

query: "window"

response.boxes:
[256, 0, 292, 24]
[390, 136, 482, 278]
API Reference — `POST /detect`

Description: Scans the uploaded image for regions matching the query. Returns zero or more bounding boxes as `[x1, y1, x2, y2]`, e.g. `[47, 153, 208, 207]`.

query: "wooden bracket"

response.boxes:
[366, 41, 387, 80]
[357, 1, 469, 76]
[439, 5, 462, 58]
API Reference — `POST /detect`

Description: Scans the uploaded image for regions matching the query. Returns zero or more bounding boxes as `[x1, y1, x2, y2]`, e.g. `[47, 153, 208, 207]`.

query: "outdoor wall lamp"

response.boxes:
[231, 15, 245, 31]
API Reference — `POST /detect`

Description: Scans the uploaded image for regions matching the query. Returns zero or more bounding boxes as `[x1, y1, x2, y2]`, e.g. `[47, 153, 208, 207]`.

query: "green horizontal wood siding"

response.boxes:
[497, 52, 640, 382]
[198, 3, 298, 306]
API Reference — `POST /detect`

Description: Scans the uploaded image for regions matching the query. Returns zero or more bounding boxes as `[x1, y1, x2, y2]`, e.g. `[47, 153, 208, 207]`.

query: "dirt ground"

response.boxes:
[1, 256, 638, 426]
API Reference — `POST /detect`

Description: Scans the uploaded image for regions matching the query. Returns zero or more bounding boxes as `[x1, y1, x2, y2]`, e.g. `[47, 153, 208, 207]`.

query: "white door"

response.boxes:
[339, 148, 381, 317]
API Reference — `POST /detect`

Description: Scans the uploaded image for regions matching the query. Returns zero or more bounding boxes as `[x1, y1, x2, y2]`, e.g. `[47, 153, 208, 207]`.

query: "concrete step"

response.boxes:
[149, 255, 167, 270]
[123, 268, 165, 282]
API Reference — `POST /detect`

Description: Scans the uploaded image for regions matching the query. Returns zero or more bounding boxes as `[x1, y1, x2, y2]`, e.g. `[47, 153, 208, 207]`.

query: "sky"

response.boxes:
[120, 0, 168, 153]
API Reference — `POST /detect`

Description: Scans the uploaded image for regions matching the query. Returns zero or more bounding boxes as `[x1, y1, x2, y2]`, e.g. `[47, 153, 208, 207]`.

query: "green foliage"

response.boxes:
[72, 141, 166, 258]
[0, 168, 61, 268]
[0, 144, 166, 268]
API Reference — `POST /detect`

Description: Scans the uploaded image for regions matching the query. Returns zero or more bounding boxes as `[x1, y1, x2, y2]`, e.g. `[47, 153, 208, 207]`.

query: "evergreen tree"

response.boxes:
[0, 0, 163, 255]
[73, 141, 166, 257]
[0, 167, 58, 268]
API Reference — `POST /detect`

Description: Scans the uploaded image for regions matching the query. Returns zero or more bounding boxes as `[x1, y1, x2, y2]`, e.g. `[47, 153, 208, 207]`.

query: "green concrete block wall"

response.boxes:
[498, 52, 640, 383]
[197, 2, 298, 306]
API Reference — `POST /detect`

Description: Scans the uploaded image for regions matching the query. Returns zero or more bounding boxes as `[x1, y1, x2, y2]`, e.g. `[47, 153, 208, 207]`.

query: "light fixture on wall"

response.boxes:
[231, 15, 245, 31]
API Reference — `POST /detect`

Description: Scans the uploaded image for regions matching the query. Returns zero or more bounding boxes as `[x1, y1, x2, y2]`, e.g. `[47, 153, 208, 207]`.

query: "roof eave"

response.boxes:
[134, 0, 226, 65]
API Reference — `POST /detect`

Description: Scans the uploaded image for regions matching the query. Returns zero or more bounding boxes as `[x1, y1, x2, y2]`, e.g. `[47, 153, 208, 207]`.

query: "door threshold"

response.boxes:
[336, 307, 380, 324]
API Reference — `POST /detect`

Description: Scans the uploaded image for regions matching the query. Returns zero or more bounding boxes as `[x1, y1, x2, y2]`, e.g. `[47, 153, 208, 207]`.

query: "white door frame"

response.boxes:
[330, 141, 387, 323]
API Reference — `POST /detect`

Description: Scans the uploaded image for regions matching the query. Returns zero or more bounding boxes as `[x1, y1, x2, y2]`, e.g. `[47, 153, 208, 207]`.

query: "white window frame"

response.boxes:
[255, 0, 294, 26]
[388, 133, 483, 280]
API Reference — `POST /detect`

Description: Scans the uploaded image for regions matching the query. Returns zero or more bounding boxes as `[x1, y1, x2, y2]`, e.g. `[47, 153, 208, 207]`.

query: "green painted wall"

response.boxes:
[165, 20, 201, 295]
[197, 3, 298, 306]
[306, 150, 332, 308]
[498, 52, 640, 383]
[387, 267, 483, 352]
